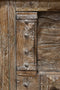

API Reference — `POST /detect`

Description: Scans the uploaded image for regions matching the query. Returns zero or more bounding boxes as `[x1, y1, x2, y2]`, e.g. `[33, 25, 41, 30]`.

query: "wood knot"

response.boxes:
[50, 87, 60, 90]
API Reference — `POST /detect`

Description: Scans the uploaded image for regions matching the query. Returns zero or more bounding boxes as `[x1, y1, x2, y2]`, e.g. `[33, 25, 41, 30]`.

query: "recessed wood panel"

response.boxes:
[39, 72, 60, 90]
[38, 12, 60, 71]
[16, 12, 37, 71]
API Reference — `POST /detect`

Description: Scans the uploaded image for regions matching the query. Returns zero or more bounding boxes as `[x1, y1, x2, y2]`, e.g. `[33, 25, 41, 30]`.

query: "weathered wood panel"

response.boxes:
[39, 72, 60, 90]
[16, 12, 37, 20]
[16, 1, 48, 11]
[0, 1, 9, 90]
[38, 12, 60, 71]
[16, 12, 37, 71]
[0, 3, 2, 90]
[16, 0, 60, 11]
[1, 1, 60, 90]
[49, 1, 60, 11]
[17, 71, 36, 76]
[17, 75, 39, 90]
[8, 1, 16, 90]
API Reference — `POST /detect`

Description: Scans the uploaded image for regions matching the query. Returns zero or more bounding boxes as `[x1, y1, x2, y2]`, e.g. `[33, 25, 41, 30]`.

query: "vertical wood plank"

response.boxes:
[0, 1, 9, 90]
[8, 1, 16, 90]
[0, 3, 2, 90]
[0, 3, 2, 89]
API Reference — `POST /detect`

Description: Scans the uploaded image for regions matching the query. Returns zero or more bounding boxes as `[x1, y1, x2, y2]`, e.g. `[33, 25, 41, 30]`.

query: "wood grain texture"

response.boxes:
[16, 12, 37, 71]
[16, 0, 49, 11]
[17, 75, 39, 90]
[0, 3, 2, 90]
[16, 12, 37, 20]
[0, 1, 9, 90]
[49, 1, 60, 11]
[39, 73, 60, 90]
[17, 71, 36, 76]
[8, 1, 16, 90]
[16, 0, 60, 11]
[1, 1, 60, 90]
[38, 12, 60, 71]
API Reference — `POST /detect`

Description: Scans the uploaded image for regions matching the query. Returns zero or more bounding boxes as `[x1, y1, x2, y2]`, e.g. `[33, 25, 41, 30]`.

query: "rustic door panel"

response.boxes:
[17, 75, 39, 90]
[38, 12, 60, 71]
[39, 72, 60, 90]
[16, 12, 37, 71]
